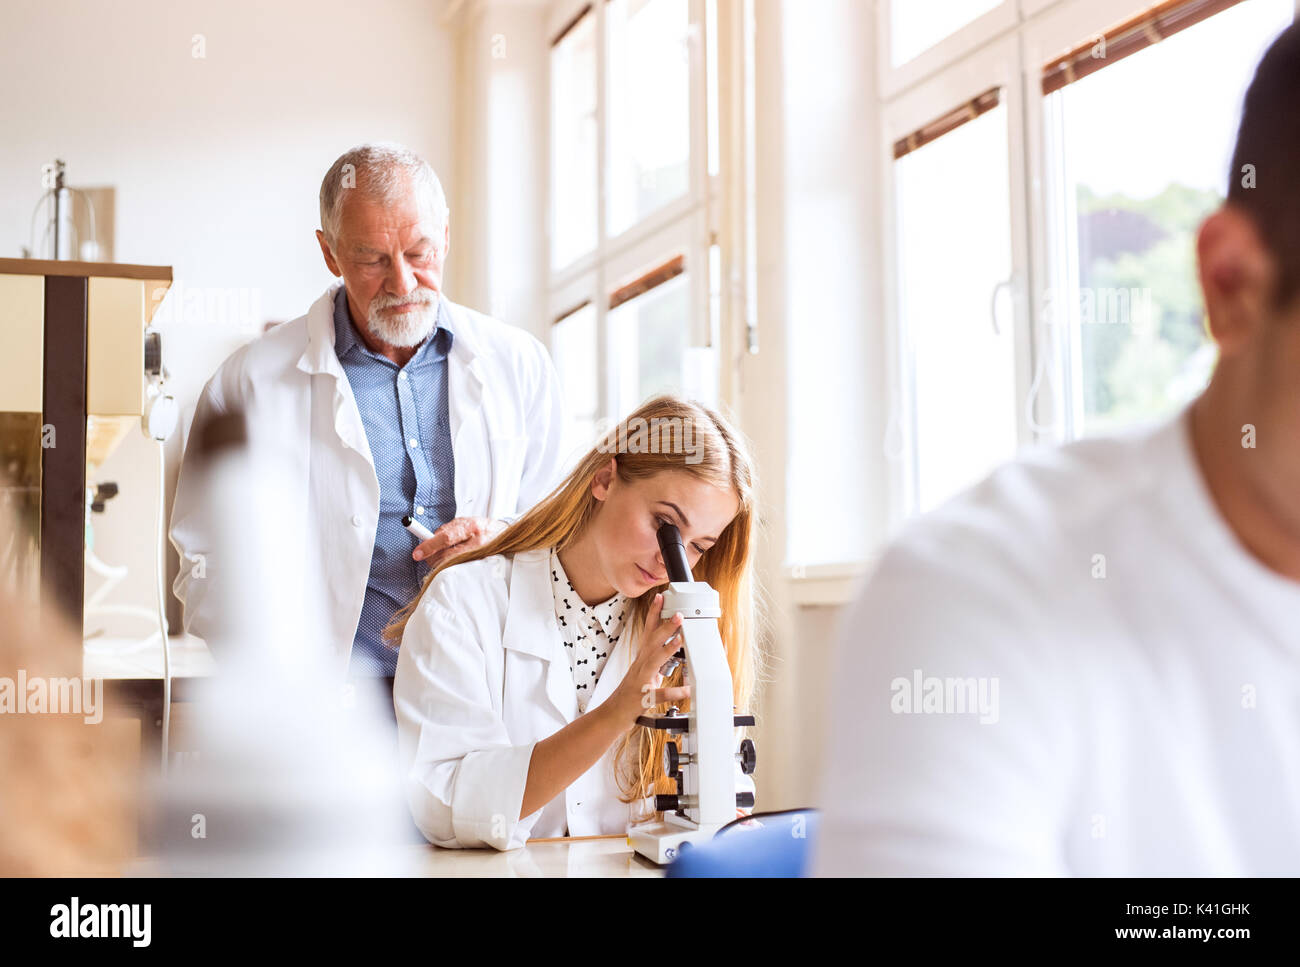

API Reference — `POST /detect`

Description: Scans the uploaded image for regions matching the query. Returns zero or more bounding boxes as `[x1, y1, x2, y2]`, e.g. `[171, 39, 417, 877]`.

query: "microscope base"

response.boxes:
[627, 820, 724, 865]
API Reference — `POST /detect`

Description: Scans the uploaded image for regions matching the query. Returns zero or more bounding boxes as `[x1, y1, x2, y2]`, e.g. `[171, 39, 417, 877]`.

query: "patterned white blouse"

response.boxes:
[549, 547, 630, 714]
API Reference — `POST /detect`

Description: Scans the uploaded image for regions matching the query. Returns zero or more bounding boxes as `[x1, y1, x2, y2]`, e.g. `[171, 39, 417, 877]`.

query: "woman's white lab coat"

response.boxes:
[169, 283, 566, 671]
[392, 547, 755, 850]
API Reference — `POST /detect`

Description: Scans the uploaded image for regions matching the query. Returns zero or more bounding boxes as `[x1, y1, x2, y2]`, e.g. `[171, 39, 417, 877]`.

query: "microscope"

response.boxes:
[626, 522, 758, 864]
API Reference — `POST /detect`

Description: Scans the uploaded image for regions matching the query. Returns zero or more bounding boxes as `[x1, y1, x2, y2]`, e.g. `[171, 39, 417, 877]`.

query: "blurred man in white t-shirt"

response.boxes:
[813, 22, 1300, 876]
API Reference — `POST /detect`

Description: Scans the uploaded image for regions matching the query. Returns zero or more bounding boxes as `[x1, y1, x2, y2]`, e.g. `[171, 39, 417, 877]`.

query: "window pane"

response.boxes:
[896, 103, 1017, 512]
[1054, 0, 1293, 437]
[551, 11, 598, 269]
[609, 272, 714, 416]
[890, 0, 1001, 67]
[607, 0, 691, 236]
[552, 304, 599, 469]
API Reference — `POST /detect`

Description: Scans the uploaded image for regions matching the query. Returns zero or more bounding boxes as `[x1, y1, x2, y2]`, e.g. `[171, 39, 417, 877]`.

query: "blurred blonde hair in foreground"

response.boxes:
[0, 512, 137, 876]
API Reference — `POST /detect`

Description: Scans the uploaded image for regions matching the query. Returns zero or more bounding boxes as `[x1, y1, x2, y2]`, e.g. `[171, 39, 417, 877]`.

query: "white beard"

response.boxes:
[366, 288, 440, 348]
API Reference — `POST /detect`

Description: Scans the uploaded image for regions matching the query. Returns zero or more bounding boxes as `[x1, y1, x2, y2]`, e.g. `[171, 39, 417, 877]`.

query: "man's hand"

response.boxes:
[412, 516, 508, 569]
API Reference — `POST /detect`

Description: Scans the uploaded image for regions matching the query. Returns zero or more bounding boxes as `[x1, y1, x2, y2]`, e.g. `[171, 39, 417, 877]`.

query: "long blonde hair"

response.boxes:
[385, 394, 762, 807]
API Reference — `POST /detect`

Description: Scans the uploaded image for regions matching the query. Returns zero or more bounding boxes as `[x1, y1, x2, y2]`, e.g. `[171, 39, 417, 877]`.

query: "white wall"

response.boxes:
[446, 0, 550, 340]
[0, 0, 457, 636]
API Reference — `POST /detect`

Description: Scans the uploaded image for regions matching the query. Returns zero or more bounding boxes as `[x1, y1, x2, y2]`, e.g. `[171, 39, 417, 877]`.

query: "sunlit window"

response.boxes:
[895, 99, 1018, 512]
[606, 0, 691, 236]
[608, 264, 715, 416]
[551, 8, 598, 269]
[548, 0, 716, 435]
[552, 302, 599, 468]
[1050, 0, 1293, 437]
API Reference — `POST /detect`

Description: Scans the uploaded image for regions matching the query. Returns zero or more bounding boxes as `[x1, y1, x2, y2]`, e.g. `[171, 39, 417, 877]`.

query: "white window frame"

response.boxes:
[876, 0, 1020, 100]
[545, 0, 723, 425]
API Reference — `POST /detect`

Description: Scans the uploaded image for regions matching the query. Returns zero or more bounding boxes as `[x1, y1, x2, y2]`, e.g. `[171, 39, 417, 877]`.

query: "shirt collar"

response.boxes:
[549, 547, 628, 635]
[332, 285, 454, 366]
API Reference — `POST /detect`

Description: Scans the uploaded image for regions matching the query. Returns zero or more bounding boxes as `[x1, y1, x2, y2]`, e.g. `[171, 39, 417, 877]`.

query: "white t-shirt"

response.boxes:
[811, 408, 1300, 875]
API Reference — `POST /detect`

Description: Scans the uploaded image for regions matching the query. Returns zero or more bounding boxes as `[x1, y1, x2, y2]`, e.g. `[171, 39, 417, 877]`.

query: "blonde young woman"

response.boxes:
[387, 395, 760, 850]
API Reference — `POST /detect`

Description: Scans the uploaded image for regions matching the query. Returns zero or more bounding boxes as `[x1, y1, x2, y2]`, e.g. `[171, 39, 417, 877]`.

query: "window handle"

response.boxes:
[990, 277, 1013, 336]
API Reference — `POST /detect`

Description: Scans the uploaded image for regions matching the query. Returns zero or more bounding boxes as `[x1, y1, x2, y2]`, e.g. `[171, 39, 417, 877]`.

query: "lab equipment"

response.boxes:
[0, 257, 176, 772]
[27, 160, 102, 262]
[626, 522, 758, 864]
[0, 257, 173, 622]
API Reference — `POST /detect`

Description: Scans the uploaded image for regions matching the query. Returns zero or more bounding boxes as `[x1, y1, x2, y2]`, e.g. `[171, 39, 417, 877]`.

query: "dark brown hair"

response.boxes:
[1228, 22, 1300, 310]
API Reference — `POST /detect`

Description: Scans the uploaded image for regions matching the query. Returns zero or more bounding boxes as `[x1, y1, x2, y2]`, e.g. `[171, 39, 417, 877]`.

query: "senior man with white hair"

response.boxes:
[170, 143, 566, 685]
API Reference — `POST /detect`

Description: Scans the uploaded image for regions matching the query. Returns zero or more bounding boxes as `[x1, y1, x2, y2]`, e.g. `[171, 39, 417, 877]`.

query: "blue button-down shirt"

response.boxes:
[333, 287, 457, 677]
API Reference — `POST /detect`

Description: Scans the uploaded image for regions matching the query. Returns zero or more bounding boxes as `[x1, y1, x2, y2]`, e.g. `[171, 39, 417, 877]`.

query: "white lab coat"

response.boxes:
[169, 283, 567, 672]
[392, 547, 757, 850]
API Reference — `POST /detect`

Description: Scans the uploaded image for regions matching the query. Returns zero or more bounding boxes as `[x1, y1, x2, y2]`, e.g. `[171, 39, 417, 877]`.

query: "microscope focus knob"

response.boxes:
[738, 738, 757, 775]
[655, 794, 680, 812]
[144, 331, 163, 376]
[664, 743, 681, 779]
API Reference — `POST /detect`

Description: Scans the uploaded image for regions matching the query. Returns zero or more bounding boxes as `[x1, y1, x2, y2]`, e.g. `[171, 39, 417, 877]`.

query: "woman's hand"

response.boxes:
[604, 594, 691, 728]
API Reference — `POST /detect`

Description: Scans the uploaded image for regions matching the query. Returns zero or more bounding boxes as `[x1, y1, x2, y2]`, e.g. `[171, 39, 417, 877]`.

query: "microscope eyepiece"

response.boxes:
[656, 522, 693, 583]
